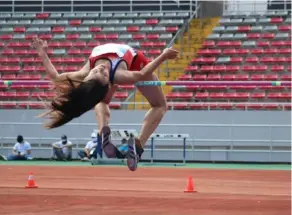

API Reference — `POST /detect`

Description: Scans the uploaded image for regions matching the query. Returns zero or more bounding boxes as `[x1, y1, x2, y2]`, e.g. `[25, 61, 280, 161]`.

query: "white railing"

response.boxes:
[223, 0, 291, 13]
[0, 0, 198, 13]
[0, 101, 291, 110]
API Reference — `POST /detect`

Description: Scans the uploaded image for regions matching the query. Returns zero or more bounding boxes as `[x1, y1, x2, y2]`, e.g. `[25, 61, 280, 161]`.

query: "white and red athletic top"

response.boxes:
[89, 43, 149, 84]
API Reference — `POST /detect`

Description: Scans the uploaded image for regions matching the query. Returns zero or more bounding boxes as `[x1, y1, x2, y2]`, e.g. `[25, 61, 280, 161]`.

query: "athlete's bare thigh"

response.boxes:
[137, 73, 167, 107]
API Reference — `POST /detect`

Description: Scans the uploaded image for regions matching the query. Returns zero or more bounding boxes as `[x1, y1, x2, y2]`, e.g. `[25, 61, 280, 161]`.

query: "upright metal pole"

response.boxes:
[183, 137, 186, 164]
[151, 137, 154, 164]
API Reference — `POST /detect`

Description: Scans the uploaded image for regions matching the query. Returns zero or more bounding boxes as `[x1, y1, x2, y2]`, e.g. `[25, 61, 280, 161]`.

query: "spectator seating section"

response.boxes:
[0, 12, 188, 109]
[168, 11, 291, 110]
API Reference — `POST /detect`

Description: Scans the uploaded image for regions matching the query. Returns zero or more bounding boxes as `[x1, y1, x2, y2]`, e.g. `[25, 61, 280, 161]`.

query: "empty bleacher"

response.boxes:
[168, 11, 291, 110]
[0, 11, 188, 109]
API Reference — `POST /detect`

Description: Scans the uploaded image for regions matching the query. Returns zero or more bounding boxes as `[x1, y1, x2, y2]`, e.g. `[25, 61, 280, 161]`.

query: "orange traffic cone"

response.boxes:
[184, 176, 197, 193]
[25, 172, 38, 188]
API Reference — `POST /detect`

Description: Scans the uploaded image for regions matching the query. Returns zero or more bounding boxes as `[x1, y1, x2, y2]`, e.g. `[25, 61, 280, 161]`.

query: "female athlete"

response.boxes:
[32, 36, 179, 171]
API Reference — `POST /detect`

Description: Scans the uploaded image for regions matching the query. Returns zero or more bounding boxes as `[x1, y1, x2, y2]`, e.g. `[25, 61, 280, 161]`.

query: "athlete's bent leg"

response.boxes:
[93, 86, 123, 158]
[127, 73, 167, 171]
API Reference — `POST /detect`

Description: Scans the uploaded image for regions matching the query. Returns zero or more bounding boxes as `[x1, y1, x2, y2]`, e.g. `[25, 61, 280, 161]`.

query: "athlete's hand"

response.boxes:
[162, 47, 179, 60]
[32, 36, 48, 56]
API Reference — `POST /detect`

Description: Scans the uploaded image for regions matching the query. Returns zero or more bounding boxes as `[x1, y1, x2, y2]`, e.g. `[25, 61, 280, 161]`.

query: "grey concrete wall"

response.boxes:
[198, 1, 224, 18]
[0, 110, 291, 163]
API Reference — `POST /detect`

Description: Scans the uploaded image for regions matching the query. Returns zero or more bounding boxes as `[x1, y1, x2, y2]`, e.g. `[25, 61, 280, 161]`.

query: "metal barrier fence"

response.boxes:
[0, 122, 290, 163]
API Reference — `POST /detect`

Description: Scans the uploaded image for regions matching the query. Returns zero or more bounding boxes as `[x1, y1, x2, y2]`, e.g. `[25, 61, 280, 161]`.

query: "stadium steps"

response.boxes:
[128, 17, 220, 110]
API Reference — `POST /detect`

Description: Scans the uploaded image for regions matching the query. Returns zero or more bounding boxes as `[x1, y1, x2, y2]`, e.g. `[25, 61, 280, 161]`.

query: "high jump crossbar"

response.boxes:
[1, 80, 291, 86]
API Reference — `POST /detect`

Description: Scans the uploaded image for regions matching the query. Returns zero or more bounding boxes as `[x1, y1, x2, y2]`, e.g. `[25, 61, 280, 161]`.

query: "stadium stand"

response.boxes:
[0, 7, 291, 111]
[168, 11, 291, 110]
[0, 11, 188, 109]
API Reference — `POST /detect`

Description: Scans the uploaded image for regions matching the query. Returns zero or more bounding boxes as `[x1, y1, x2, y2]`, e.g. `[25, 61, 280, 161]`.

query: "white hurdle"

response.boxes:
[92, 129, 190, 166]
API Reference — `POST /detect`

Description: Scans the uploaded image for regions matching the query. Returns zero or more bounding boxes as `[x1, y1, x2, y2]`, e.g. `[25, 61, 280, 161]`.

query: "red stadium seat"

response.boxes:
[213, 65, 226, 72]
[257, 41, 270, 47]
[245, 56, 258, 63]
[247, 33, 260, 39]
[172, 103, 188, 110]
[166, 92, 193, 100]
[127, 26, 139, 32]
[146, 19, 158, 25]
[251, 92, 265, 99]
[242, 65, 255, 72]
[202, 40, 215, 48]
[14, 27, 26, 33]
[260, 57, 274, 63]
[281, 74, 292, 81]
[270, 17, 283, 23]
[23, 66, 36, 72]
[133, 34, 145, 40]
[278, 25, 291, 32]
[148, 49, 161, 55]
[235, 74, 249, 81]
[52, 27, 65, 33]
[66, 34, 80, 40]
[114, 92, 129, 99]
[69, 20, 81, 26]
[254, 65, 267, 72]
[89, 27, 101, 32]
[250, 74, 264, 81]
[262, 33, 275, 39]
[185, 65, 198, 72]
[264, 48, 278, 55]
[226, 65, 240, 73]
[6, 57, 21, 63]
[265, 74, 278, 80]
[106, 34, 119, 40]
[36, 13, 49, 19]
[195, 92, 209, 99]
[230, 57, 242, 64]
[201, 65, 214, 72]
[278, 48, 291, 54]
[59, 41, 73, 48]
[94, 34, 106, 39]
[0, 102, 17, 109]
[17, 74, 41, 80]
[209, 92, 224, 99]
[22, 57, 35, 63]
[197, 49, 221, 55]
[250, 48, 264, 55]
[15, 92, 30, 99]
[238, 26, 251, 32]
[153, 42, 166, 47]
[178, 74, 192, 81]
[87, 41, 100, 47]
[207, 74, 221, 81]
[271, 65, 284, 72]
[74, 41, 87, 47]
[222, 74, 235, 81]
[141, 42, 153, 47]
[147, 34, 159, 40]
[109, 103, 121, 109]
[68, 49, 81, 55]
[2, 49, 14, 55]
[0, 34, 12, 40]
[193, 75, 207, 81]
[166, 26, 178, 32]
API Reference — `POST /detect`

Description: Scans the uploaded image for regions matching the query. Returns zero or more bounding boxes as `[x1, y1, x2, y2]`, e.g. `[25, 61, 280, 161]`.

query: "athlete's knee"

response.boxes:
[151, 99, 168, 115]
[94, 102, 110, 118]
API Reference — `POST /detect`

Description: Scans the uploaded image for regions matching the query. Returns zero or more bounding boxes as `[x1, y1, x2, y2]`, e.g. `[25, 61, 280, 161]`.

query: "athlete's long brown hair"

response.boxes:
[38, 77, 109, 129]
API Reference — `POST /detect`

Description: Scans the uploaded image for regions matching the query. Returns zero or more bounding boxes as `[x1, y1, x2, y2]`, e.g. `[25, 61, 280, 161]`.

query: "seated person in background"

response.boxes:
[78, 132, 98, 161]
[0, 135, 32, 161]
[51, 135, 72, 161]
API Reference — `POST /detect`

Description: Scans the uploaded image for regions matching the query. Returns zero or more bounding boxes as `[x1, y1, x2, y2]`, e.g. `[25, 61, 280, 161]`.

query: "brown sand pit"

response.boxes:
[0, 165, 290, 215]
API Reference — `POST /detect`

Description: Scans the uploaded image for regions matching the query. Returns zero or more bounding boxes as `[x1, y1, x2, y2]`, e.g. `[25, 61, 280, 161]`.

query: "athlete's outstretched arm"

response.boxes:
[33, 37, 90, 82]
[114, 47, 178, 85]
